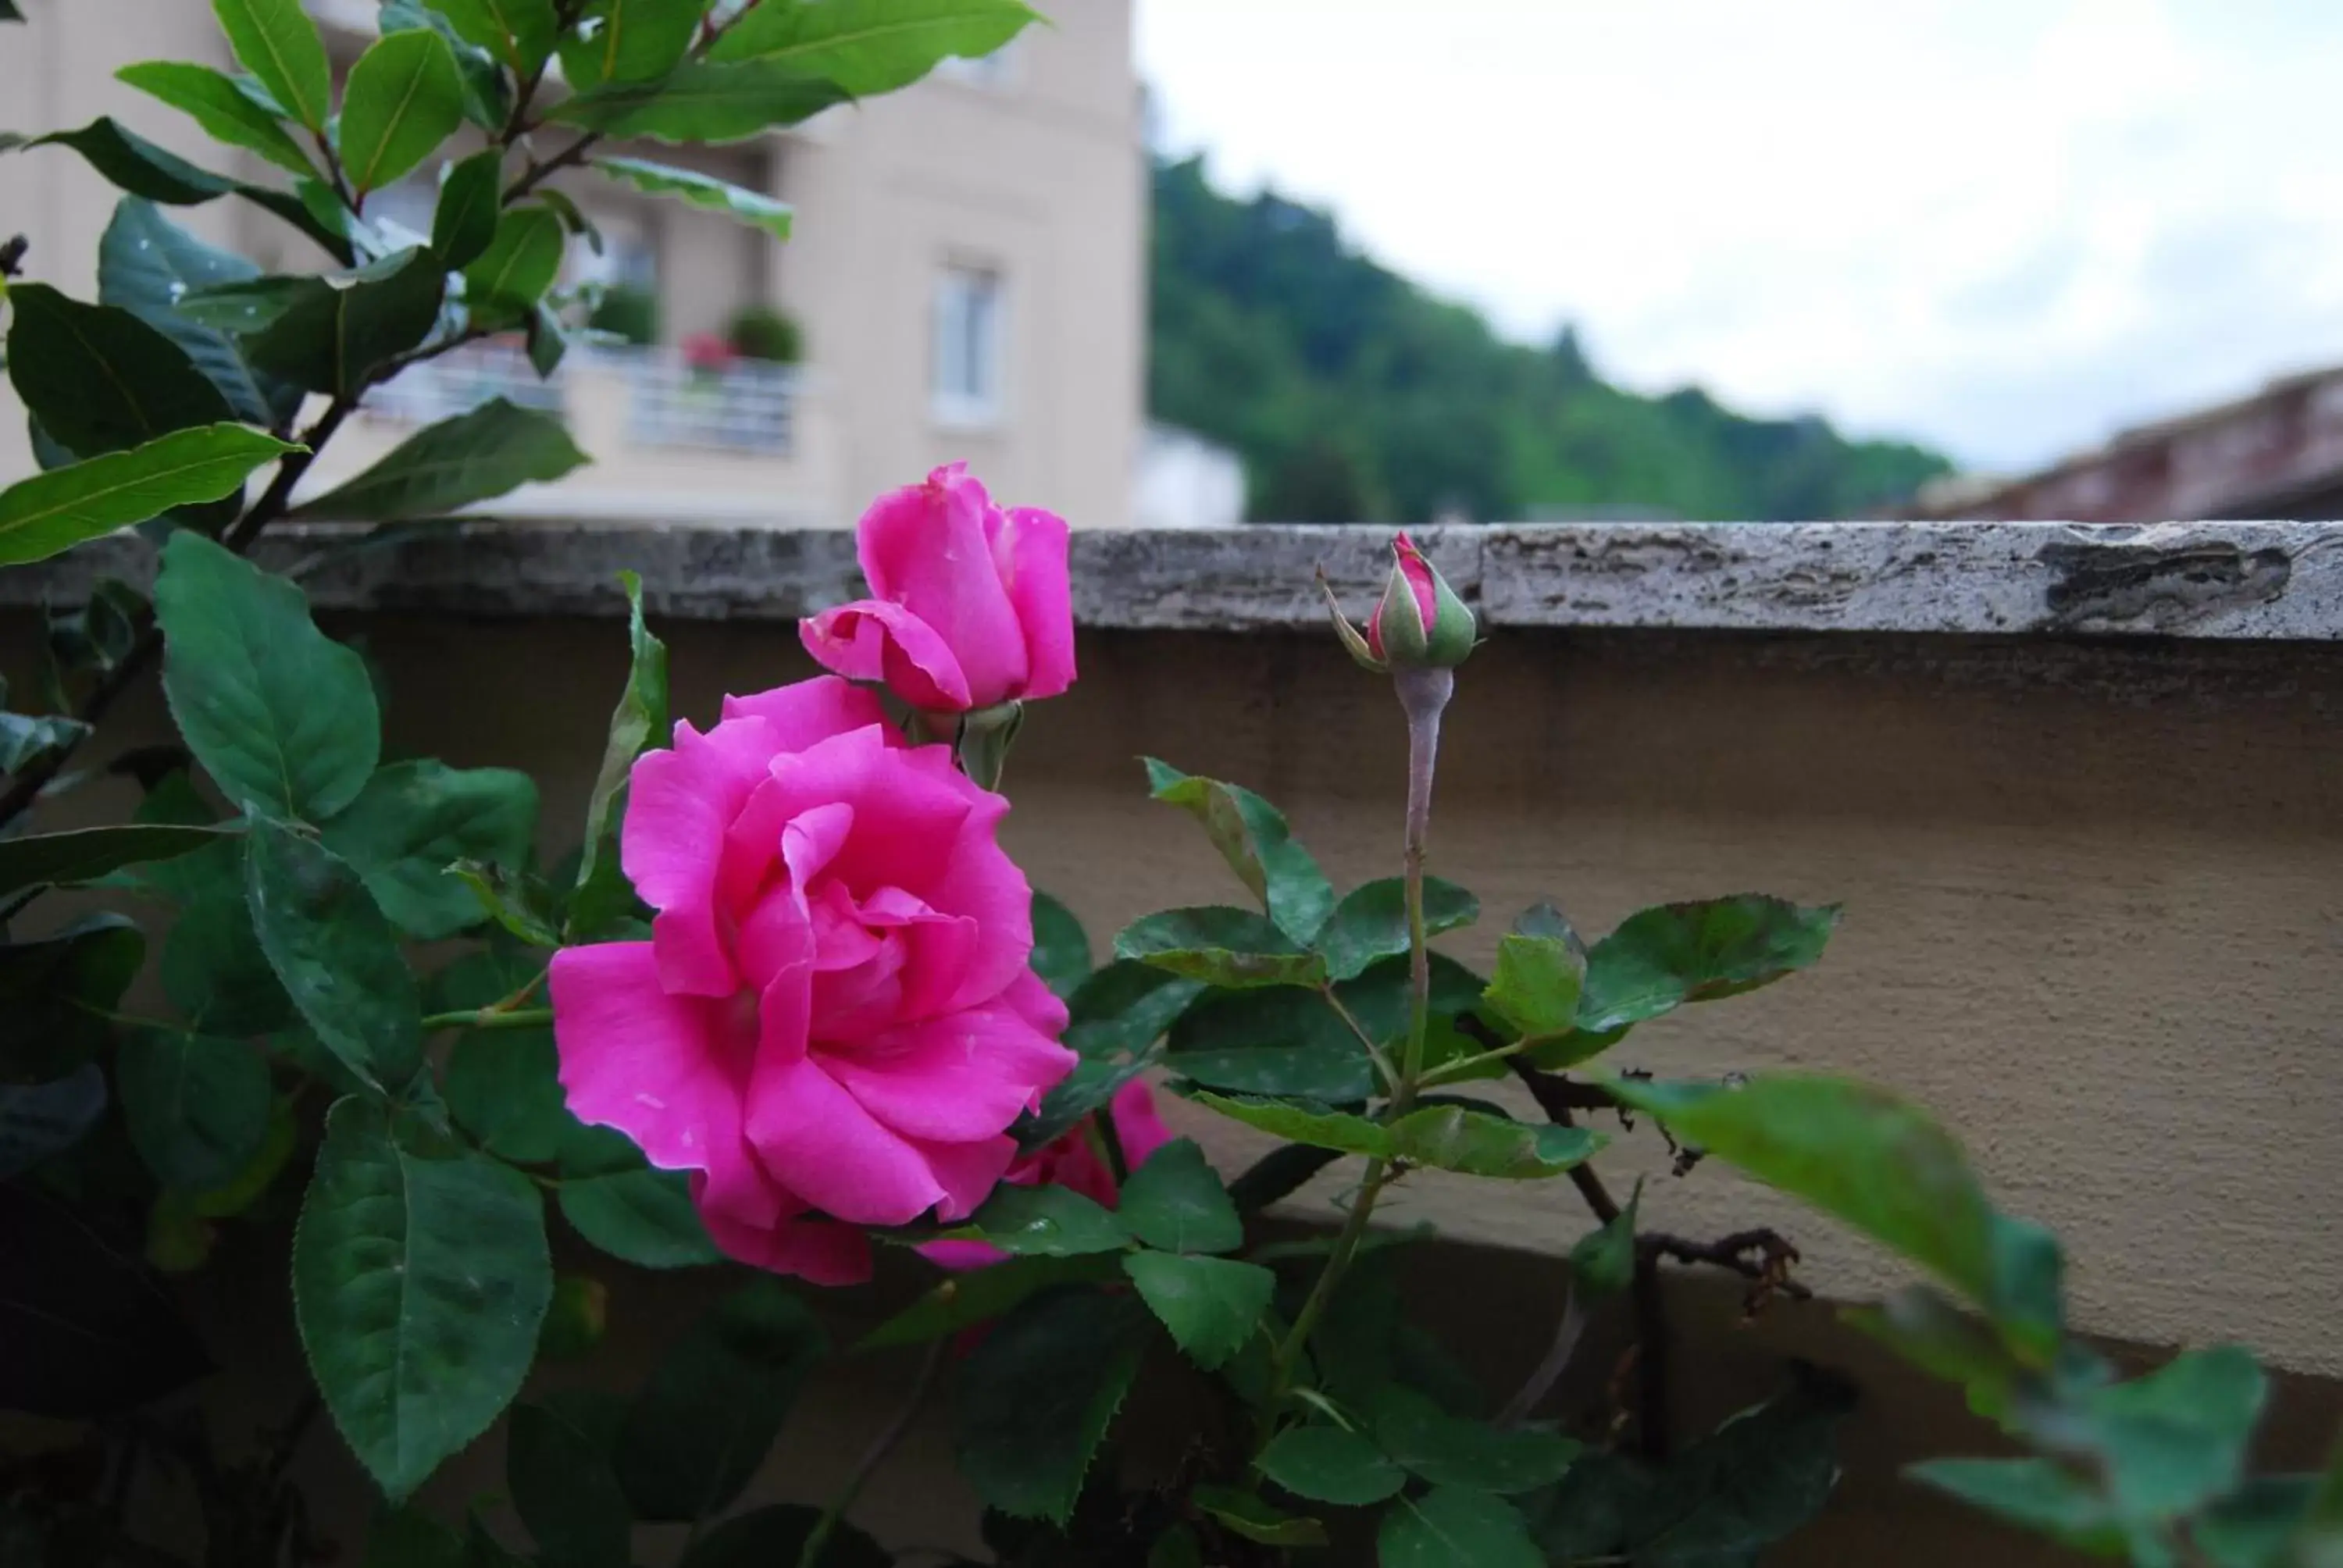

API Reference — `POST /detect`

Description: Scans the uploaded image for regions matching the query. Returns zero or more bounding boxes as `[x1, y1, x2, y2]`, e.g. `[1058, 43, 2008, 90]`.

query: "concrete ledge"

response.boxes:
[10, 519, 2343, 640]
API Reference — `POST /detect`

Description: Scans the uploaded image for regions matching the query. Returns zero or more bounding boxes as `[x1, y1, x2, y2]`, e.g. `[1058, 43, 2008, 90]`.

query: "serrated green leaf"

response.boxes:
[954, 1287, 1149, 1522]
[116, 1026, 271, 1192]
[1385, 1104, 1603, 1180]
[5, 283, 235, 458]
[1114, 905, 1328, 989]
[560, 1166, 722, 1268]
[1165, 985, 1377, 1102]
[594, 155, 794, 239]
[1142, 757, 1333, 942]
[549, 60, 850, 144]
[212, 0, 333, 131]
[245, 819, 421, 1095]
[1379, 1488, 1542, 1568]
[98, 200, 303, 427]
[1578, 896, 1840, 1034]
[116, 60, 314, 176]
[1375, 1393, 1578, 1494]
[294, 1097, 551, 1501]
[155, 531, 380, 821]
[1122, 1251, 1271, 1370]
[243, 248, 448, 398]
[1257, 1424, 1407, 1506]
[341, 30, 465, 194]
[0, 426, 293, 565]
[445, 1025, 575, 1164]
[955, 1182, 1130, 1256]
[319, 761, 539, 939]
[708, 0, 1038, 94]
[1312, 875, 1478, 983]
[1189, 1092, 1388, 1158]
[1115, 1137, 1241, 1255]
[615, 1280, 827, 1523]
[0, 823, 231, 898]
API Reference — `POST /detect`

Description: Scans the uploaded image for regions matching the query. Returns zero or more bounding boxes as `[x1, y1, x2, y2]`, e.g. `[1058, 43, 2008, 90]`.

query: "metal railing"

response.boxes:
[369, 341, 797, 457]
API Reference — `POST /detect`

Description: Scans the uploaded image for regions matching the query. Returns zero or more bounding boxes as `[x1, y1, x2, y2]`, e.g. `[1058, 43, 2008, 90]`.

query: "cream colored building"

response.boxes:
[0, 0, 1146, 527]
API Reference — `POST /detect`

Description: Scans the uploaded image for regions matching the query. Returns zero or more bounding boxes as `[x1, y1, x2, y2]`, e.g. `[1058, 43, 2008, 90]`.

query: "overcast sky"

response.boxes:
[1133, 0, 2343, 473]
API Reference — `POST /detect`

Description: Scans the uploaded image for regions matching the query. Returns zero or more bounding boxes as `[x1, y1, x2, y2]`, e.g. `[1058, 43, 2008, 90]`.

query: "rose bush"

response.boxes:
[549, 676, 1075, 1284]
[918, 1081, 1172, 1272]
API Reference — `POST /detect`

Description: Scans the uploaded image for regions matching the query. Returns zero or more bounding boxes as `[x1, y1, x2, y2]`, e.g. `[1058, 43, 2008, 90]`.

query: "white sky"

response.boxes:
[1134, 0, 2343, 472]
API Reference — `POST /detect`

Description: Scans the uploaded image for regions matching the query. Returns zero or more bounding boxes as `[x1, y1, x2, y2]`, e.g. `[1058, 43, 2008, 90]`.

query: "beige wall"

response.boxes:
[16, 608, 2343, 1561]
[0, 0, 1147, 529]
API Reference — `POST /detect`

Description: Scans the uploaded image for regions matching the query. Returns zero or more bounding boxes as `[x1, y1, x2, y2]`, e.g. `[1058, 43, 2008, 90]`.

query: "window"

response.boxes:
[931, 264, 1004, 426]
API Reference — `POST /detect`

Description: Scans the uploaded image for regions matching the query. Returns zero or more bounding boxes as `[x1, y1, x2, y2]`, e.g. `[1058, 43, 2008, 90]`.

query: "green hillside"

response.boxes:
[1147, 157, 1950, 523]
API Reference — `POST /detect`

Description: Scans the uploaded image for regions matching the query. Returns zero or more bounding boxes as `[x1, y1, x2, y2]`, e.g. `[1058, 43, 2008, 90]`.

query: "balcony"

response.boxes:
[298, 340, 842, 526]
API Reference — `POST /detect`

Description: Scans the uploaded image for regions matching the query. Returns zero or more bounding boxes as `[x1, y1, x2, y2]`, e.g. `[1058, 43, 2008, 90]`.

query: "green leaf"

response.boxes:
[954, 1287, 1149, 1523]
[1485, 928, 1585, 1044]
[155, 531, 381, 820]
[1578, 896, 1840, 1035]
[2194, 1477, 2316, 1568]
[560, 1166, 722, 1268]
[569, 571, 667, 938]
[295, 399, 588, 523]
[428, 0, 559, 77]
[294, 1098, 551, 1501]
[212, 0, 333, 131]
[450, 860, 563, 947]
[2081, 1345, 2267, 1523]
[560, 0, 701, 87]
[0, 1065, 106, 1181]
[16, 116, 241, 205]
[680, 1505, 889, 1568]
[1190, 1092, 1388, 1159]
[1116, 1137, 1241, 1255]
[1375, 1394, 1578, 1494]
[1142, 758, 1334, 943]
[1114, 905, 1328, 989]
[340, 30, 465, 195]
[1312, 875, 1479, 983]
[116, 60, 314, 176]
[243, 248, 448, 398]
[98, 200, 302, 428]
[1226, 1142, 1343, 1213]
[615, 1280, 827, 1523]
[116, 1026, 271, 1191]
[709, 0, 1038, 94]
[1379, 1488, 1542, 1568]
[594, 155, 794, 240]
[1192, 1484, 1328, 1548]
[550, 60, 851, 144]
[0, 426, 294, 566]
[463, 205, 566, 326]
[1608, 1074, 2060, 1361]
[1166, 985, 1377, 1102]
[379, 0, 511, 130]
[429, 148, 504, 268]
[5, 283, 235, 458]
[1570, 1180, 1639, 1299]
[1257, 1424, 1406, 1506]
[246, 819, 423, 1095]
[1911, 1459, 2120, 1554]
[958, 1182, 1131, 1256]
[1028, 889, 1091, 998]
[1844, 1285, 2028, 1423]
[1385, 1105, 1603, 1180]
[446, 1027, 575, 1164]
[0, 916, 145, 1085]
[859, 1253, 1121, 1350]
[0, 823, 232, 898]
[1122, 1252, 1271, 1370]
[162, 886, 294, 1035]
[320, 761, 540, 939]
[507, 1401, 631, 1568]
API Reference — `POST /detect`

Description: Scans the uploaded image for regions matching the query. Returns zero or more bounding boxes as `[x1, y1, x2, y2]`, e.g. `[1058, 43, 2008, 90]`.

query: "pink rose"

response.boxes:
[1366, 530, 1439, 663]
[919, 1081, 1173, 1272]
[800, 462, 1075, 714]
[547, 675, 1078, 1285]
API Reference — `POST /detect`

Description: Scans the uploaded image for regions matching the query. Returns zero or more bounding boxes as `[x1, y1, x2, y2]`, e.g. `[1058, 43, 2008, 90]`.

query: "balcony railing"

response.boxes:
[370, 342, 797, 457]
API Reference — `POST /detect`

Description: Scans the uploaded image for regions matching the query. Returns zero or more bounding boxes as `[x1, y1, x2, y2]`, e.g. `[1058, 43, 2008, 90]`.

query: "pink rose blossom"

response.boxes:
[800, 462, 1075, 714]
[1365, 530, 1439, 663]
[547, 675, 1078, 1285]
[919, 1081, 1173, 1272]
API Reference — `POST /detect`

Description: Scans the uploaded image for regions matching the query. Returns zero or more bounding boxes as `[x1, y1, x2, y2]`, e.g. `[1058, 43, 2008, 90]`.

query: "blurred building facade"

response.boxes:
[0, 0, 1147, 527]
[1903, 367, 2343, 522]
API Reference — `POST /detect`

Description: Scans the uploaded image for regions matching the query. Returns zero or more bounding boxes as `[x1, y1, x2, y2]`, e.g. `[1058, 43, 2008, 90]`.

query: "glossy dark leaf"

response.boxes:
[0, 823, 231, 898]
[1577, 896, 1839, 1034]
[243, 248, 448, 398]
[558, 0, 699, 87]
[429, 148, 504, 269]
[445, 1027, 574, 1164]
[462, 205, 565, 326]
[1114, 905, 1328, 989]
[114, 59, 314, 176]
[1165, 984, 1377, 1102]
[954, 1286, 1150, 1523]
[320, 760, 540, 939]
[560, 1166, 722, 1269]
[615, 1280, 828, 1523]
[1141, 757, 1333, 943]
[294, 1099, 551, 1500]
[709, 0, 1037, 91]
[0, 426, 291, 565]
[428, 0, 559, 77]
[549, 60, 851, 144]
[246, 819, 423, 1095]
[5, 282, 234, 457]
[1029, 888, 1091, 999]
[212, 0, 333, 131]
[1116, 1137, 1241, 1254]
[98, 198, 304, 426]
[1225, 1142, 1343, 1213]
[155, 530, 380, 821]
[340, 29, 465, 194]
[1312, 875, 1479, 983]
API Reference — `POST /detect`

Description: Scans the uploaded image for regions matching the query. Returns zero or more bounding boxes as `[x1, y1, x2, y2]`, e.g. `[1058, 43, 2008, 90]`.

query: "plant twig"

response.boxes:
[1642, 1228, 1812, 1305]
[506, 132, 601, 201]
[798, 1340, 947, 1568]
[419, 1006, 555, 1033]
[1496, 1287, 1588, 1429]
[1318, 985, 1397, 1093]
[1508, 1060, 1622, 1227]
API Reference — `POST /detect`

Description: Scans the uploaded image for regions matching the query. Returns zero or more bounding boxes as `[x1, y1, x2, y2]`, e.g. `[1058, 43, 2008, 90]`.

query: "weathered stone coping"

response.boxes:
[9, 520, 2341, 641]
